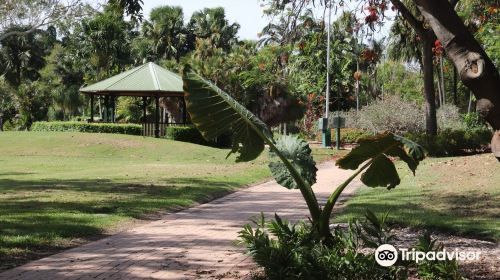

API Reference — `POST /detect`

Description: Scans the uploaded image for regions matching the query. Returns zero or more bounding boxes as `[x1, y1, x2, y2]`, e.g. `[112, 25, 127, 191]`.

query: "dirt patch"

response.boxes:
[390, 227, 498, 280]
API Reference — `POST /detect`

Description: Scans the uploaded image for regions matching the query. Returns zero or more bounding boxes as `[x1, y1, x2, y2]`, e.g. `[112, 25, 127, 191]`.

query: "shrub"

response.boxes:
[31, 121, 142, 135]
[340, 96, 425, 134]
[342, 98, 467, 134]
[462, 112, 487, 129]
[165, 126, 209, 145]
[406, 128, 492, 157]
[238, 213, 405, 280]
[436, 104, 465, 130]
[331, 128, 373, 144]
[165, 126, 232, 147]
[239, 211, 463, 280]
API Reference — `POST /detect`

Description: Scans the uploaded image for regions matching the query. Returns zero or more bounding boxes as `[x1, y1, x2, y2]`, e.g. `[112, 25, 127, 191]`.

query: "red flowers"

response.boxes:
[432, 39, 443, 56]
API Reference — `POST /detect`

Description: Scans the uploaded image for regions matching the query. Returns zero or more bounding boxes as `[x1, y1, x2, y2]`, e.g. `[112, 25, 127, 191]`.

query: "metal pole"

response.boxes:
[336, 85, 341, 150]
[322, 2, 332, 148]
[325, 3, 331, 119]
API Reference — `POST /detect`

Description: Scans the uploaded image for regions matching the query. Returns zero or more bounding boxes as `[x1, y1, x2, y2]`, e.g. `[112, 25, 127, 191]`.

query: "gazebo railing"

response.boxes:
[141, 122, 188, 137]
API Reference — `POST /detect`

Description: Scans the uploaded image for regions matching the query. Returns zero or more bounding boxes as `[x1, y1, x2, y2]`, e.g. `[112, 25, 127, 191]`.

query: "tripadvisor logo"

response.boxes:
[375, 244, 398, 267]
[375, 244, 482, 267]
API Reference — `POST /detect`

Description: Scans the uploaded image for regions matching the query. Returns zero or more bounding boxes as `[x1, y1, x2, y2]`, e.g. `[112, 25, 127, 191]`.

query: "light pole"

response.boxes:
[321, 2, 332, 148]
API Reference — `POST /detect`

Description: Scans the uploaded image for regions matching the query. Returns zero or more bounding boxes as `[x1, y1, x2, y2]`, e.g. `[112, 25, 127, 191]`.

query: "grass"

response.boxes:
[334, 153, 500, 241]
[0, 131, 338, 270]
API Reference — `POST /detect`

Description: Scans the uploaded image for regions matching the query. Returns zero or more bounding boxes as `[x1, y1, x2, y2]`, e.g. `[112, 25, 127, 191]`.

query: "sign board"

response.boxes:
[330, 116, 346, 128]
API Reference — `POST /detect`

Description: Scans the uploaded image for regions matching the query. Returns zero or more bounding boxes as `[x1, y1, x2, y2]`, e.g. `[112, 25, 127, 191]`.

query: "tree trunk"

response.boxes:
[453, 65, 458, 105]
[423, 35, 438, 136]
[413, 0, 500, 158]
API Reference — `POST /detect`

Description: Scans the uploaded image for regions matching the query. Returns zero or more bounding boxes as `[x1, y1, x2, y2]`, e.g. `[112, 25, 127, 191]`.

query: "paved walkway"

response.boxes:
[0, 162, 361, 280]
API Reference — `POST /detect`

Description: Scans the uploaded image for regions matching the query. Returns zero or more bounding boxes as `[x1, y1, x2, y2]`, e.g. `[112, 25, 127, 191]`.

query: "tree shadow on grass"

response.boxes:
[336, 191, 499, 242]
[0, 176, 250, 270]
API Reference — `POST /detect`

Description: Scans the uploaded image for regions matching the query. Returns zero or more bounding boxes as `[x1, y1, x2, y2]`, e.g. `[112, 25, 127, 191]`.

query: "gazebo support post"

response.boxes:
[142, 97, 147, 122]
[181, 97, 187, 125]
[155, 96, 160, 138]
[90, 94, 94, 123]
[103, 96, 109, 122]
[111, 96, 116, 123]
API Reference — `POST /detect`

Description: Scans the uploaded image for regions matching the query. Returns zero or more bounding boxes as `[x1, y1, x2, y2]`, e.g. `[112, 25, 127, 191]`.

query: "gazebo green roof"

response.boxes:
[80, 62, 183, 97]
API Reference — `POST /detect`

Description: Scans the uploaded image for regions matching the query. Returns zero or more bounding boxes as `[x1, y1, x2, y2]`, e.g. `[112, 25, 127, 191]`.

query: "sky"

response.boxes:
[141, 0, 269, 40]
[139, 0, 393, 41]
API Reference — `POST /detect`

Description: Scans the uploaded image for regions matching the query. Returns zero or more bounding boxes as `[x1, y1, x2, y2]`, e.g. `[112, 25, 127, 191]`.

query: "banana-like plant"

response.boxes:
[183, 66, 425, 241]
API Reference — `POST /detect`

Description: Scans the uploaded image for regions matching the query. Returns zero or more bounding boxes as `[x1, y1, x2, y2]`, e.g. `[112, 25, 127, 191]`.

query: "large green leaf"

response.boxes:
[336, 132, 425, 189]
[269, 135, 317, 189]
[183, 66, 273, 162]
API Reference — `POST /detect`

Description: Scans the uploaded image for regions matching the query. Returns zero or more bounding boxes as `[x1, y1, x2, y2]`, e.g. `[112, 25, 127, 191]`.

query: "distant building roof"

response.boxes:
[80, 62, 183, 97]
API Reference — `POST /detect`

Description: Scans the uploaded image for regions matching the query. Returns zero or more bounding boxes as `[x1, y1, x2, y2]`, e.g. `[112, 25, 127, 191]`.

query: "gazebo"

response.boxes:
[80, 62, 186, 138]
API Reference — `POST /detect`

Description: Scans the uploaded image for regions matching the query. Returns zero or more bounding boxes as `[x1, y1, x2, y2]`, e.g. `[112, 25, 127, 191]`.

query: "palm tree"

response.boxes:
[187, 7, 240, 52]
[143, 6, 191, 61]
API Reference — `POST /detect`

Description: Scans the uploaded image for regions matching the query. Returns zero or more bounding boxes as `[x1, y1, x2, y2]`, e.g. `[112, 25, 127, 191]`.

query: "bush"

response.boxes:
[436, 104, 465, 130]
[31, 121, 142, 135]
[341, 98, 467, 135]
[165, 126, 232, 147]
[238, 214, 404, 280]
[340, 96, 425, 134]
[406, 128, 492, 157]
[165, 126, 209, 145]
[462, 112, 487, 129]
[239, 211, 463, 280]
[331, 128, 373, 144]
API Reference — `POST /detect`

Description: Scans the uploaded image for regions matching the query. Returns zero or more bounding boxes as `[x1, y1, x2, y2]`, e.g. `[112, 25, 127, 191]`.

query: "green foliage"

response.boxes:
[31, 121, 142, 135]
[336, 133, 424, 189]
[406, 128, 493, 157]
[331, 128, 373, 144]
[183, 66, 273, 162]
[269, 135, 317, 189]
[15, 81, 52, 129]
[165, 126, 209, 145]
[187, 7, 240, 52]
[375, 61, 423, 103]
[462, 112, 487, 129]
[238, 213, 405, 280]
[413, 232, 464, 280]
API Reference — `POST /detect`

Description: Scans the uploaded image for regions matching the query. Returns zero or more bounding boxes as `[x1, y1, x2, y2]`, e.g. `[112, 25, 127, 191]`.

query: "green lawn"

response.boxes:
[334, 153, 500, 241]
[0, 131, 337, 270]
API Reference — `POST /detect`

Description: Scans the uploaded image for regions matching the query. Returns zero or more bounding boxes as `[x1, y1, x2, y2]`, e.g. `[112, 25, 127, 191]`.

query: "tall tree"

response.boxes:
[187, 7, 240, 52]
[0, 0, 87, 41]
[412, 0, 500, 157]
[389, 0, 438, 135]
[0, 26, 54, 87]
[142, 6, 191, 61]
[74, 5, 134, 83]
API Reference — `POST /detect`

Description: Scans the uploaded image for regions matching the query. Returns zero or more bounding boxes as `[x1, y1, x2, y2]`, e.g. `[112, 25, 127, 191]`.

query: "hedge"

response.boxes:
[165, 126, 208, 145]
[31, 121, 142, 135]
[331, 128, 373, 144]
[165, 126, 231, 147]
[406, 128, 493, 157]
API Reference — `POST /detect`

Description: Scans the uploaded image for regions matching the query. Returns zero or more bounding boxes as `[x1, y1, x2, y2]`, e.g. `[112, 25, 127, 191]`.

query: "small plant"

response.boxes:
[238, 213, 406, 280]
[413, 232, 465, 280]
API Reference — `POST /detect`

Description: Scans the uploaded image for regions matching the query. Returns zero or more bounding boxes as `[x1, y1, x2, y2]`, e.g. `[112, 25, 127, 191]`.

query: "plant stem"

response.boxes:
[318, 159, 372, 237]
[266, 140, 322, 222]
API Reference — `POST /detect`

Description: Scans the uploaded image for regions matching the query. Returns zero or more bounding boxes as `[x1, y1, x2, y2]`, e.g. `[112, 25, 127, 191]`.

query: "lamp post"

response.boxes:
[321, 2, 332, 148]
